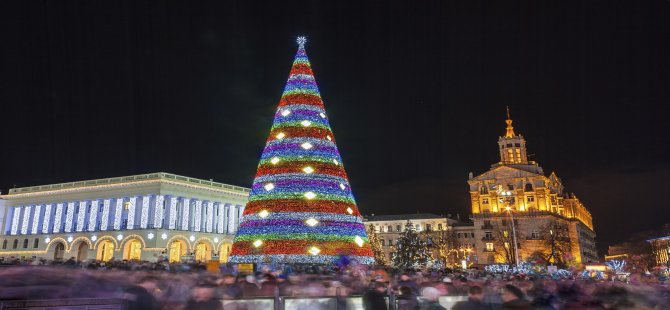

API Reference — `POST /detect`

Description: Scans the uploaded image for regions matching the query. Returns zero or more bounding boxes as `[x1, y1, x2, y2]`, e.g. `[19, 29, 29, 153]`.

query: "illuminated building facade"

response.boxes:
[468, 110, 598, 265]
[0, 172, 249, 263]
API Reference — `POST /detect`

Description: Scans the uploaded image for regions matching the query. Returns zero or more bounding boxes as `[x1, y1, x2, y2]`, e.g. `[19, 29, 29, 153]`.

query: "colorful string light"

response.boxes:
[229, 38, 374, 265]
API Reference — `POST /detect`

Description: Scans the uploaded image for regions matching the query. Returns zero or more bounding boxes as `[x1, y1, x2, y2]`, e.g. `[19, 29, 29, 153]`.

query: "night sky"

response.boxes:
[1, 1, 668, 254]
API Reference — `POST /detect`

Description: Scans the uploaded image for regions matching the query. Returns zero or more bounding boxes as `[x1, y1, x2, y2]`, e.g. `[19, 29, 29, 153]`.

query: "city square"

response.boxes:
[1, 1, 669, 309]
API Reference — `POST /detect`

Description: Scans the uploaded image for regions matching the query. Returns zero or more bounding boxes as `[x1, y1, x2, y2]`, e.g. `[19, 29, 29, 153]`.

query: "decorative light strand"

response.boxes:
[101, 199, 111, 231]
[64, 202, 75, 233]
[88, 200, 99, 232]
[76, 201, 87, 232]
[31, 205, 41, 234]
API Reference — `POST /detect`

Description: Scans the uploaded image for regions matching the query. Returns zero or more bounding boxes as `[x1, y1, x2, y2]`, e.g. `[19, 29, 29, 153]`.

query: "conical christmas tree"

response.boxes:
[229, 37, 374, 265]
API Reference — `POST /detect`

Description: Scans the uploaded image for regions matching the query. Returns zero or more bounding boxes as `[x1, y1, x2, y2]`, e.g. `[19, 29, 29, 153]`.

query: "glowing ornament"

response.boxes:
[333, 159, 339, 165]
[91, 235, 97, 242]
[308, 246, 321, 255]
[326, 135, 332, 141]
[346, 207, 354, 214]
[276, 132, 286, 139]
[354, 236, 364, 247]
[45, 237, 50, 243]
[117, 234, 123, 241]
[301, 142, 313, 150]
[67, 236, 73, 242]
[304, 192, 316, 199]
[297, 36, 307, 48]
[319, 112, 326, 118]
[259, 210, 270, 218]
[270, 157, 280, 164]
[161, 233, 168, 240]
[189, 235, 195, 242]
[264, 183, 275, 191]
[148, 233, 154, 240]
[340, 183, 346, 190]
[214, 237, 219, 243]
[280, 109, 291, 116]
[303, 166, 314, 174]
[301, 120, 312, 127]
[253, 240, 263, 248]
[305, 218, 319, 227]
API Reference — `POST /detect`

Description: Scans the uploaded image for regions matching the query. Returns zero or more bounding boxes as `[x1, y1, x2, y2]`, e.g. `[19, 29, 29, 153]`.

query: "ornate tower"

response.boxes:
[497, 107, 528, 165]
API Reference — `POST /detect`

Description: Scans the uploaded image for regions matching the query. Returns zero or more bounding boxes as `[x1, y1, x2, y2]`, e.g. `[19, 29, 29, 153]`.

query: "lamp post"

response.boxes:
[498, 189, 520, 269]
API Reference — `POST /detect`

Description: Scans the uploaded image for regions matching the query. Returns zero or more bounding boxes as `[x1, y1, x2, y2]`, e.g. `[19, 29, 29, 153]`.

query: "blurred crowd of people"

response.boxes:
[0, 257, 669, 309]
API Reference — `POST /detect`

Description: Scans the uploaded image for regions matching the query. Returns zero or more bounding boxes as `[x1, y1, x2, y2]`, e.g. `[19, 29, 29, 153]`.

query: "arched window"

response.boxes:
[33, 239, 39, 248]
[23, 239, 28, 249]
[12, 239, 18, 249]
[524, 183, 533, 192]
[2, 240, 6, 249]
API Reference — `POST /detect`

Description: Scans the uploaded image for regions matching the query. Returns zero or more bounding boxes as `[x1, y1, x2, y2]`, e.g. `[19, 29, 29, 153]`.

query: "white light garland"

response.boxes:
[64, 202, 75, 233]
[42, 204, 52, 234]
[10, 207, 21, 235]
[113, 199, 123, 230]
[181, 198, 191, 230]
[264, 183, 275, 191]
[126, 197, 137, 229]
[217, 203, 225, 233]
[168, 196, 177, 229]
[304, 192, 316, 199]
[271, 157, 280, 164]
[53, 203, 64, 233]
[206, 201, 214, 233]
[280, 109, 291, 116]
[228, 205, 237, 234]
[21, 206, 31, 235]
[140, 195, 150, 229]
[301, 142, 313, 150]
[303, 166, 314, 174]
[194, 200, 203, 232]
[101, 199, 111, 231]
[154, 195, 165, 229]
[76, 201, 87, 232]
[88, 200, 99, 232]
[31, 205, 41, 234]
[301, 120, 312, 127]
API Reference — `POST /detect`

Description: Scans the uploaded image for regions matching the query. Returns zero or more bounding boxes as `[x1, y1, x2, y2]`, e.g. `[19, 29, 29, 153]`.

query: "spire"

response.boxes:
[505, 106, 516, 138]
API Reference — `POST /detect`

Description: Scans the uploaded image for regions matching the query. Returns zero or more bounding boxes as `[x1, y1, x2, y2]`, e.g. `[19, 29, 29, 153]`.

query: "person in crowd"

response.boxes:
[398, 273, 420, 295]
[451, 285, 489, 310]
[241, 274, 259, 297]
[221, 274, 242, 299]
[396, 285, 419, 310]
[420, 287, 446, 310]
[184, 282, 223, 310]
[500, 284, 531, 310]
[123, 275, 161, 310]
[363, 281, 388, 310]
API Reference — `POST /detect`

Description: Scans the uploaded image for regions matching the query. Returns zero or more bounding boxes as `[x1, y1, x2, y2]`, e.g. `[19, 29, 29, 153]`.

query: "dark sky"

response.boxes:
[1, 1, 668, 254]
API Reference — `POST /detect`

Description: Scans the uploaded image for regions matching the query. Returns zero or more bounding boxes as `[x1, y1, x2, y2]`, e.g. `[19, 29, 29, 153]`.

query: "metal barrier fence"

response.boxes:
[0, 298, 126, 310]
[1, 295, 467, 310]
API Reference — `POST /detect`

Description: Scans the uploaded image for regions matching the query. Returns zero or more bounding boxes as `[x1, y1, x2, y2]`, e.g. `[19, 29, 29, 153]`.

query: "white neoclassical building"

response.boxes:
[0, 172, 249, 263]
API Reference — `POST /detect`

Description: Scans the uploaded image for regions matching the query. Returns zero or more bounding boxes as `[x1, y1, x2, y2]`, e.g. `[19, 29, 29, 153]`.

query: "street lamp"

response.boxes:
[498, 189, 520, 269]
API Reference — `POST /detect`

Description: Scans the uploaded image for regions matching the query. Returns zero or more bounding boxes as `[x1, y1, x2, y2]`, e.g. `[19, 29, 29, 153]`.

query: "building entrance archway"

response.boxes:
[168, 240, 187, 263]
[194, 242, 211, 262]
[219, 243, 232, 263]
[97, 240, 115, 262]
[123, 239, 142, 261]
[54, 242, 65, 261]
[76, 243, 88, 261]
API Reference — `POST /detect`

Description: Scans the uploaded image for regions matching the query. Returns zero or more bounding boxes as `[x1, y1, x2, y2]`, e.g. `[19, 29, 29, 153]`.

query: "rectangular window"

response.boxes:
[375, 225, 380, 232]
[426, 224, 432, 231]
[482, 198, 489, 204]
[396, 225, 401, 232]
[485, 231, 492, 239]
[416, 224, 421, 231]
[387, 225, 392, 232]
[527, 196, 535, 202]
[504, 242, 510, 249]
[457, 233, 462, 238]
[438, 224, 443, 230]
[503, 231, 509, 238]
[388, 240, 393, 246]
[471, 233, 475, 238]
[381, 240, 385, 246]
[486, 243, 494, 251]
[502, 219, 507, 226]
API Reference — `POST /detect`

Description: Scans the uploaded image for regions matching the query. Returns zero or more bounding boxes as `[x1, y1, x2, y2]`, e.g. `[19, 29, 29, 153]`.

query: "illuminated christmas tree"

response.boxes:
[228, 37, 374, 265]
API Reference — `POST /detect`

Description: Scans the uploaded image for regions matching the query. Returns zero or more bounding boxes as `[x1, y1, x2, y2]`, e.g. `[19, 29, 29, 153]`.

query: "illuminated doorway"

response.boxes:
[124, 240, 142, 260]
[195, 242, 211, 262]
[97, 240, 115, 262]
[169, 240, 185, 263]
[76, 243, 88, 261]
[219, 243, 232, 263]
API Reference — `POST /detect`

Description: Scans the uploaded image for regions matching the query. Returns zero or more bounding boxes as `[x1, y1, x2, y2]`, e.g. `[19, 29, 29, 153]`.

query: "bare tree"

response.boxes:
[427, 228, 458, 266]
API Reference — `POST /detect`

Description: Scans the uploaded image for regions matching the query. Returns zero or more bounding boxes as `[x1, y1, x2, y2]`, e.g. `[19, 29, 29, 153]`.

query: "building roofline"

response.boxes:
[363, 213, 446, 221]
[2, 172, 250, 198]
